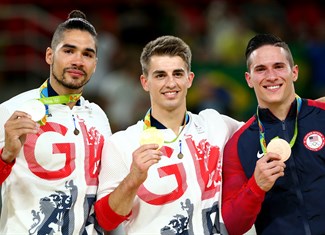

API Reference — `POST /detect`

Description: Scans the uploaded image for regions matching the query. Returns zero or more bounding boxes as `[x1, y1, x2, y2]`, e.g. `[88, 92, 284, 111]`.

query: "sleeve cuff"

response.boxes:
[0, 148, 15, 183]
[95, 193, 132, 231]
[247, 176, 266, 197]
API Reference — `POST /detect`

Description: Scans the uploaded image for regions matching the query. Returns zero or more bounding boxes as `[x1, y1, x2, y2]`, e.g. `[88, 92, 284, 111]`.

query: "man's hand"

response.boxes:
[128, 144, 162, 187]
[1, 111, 39, 163]
[108, 143, 163, 217]
[254, 152, 286, 191]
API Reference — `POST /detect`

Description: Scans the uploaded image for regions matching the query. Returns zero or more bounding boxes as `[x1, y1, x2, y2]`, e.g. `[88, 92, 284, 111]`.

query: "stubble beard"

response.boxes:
[52, 66, 90, 90]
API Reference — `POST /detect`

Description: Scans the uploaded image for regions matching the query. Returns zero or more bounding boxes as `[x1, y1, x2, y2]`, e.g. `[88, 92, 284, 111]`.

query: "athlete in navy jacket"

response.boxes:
[222, 33, 325, 235]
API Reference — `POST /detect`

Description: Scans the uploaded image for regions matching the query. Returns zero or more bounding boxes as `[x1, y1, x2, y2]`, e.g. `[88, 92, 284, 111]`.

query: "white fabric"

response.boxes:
[97, 109, 243, 235]
[0, 88, 111, 234]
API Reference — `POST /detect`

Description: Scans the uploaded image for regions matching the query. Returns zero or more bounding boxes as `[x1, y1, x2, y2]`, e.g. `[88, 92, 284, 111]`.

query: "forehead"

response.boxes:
[250, 45, 288, 65]
[56, 30, 96, 52]
[148, 55, 186, 73]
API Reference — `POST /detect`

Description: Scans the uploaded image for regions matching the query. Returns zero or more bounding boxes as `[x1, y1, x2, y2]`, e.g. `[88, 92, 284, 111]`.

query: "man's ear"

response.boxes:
[187, 72, 195, 88]
[140, 75, 149, 92]
[292, 65, 299, 82]
[45, 47, 53, 65]
[245, 72, 253, 88]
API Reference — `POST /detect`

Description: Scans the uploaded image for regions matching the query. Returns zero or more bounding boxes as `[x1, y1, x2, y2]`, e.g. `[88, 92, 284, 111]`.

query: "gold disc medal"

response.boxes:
[266, 138, 291, 162]
[140, 127, 164, 149]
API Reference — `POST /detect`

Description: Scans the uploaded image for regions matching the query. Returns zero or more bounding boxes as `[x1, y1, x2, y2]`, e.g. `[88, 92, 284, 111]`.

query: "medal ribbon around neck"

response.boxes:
[257, 95, 302, 154]
[143, 108, 189, 144]
[38, 79, 82, 125]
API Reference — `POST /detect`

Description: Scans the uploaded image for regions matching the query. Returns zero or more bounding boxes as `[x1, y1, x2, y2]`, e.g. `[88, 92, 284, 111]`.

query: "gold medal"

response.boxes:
[266, 138, 291, 162]
[140, 127, 164, 149]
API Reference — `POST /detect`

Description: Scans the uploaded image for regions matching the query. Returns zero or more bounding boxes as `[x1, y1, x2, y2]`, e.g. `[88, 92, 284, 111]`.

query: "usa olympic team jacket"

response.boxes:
[222, 98, 325, 235]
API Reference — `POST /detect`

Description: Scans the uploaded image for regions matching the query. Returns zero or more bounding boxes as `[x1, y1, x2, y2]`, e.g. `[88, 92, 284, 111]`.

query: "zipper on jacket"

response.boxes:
[282, 121, 290, 142]
[283, 120, 312, 235]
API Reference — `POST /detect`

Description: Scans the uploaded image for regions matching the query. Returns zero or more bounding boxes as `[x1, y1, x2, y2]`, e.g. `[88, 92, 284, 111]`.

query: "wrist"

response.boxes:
[0, 147, 15, 163]
[125, 172, 145, 189]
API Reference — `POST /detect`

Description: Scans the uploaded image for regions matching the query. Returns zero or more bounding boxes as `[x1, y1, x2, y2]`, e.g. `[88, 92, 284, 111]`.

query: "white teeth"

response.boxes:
[267, 85, 280, 90]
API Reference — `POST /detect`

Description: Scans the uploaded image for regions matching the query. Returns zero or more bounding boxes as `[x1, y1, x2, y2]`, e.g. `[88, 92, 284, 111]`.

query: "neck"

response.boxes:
[48, 78, 82, 109]
[260, 96, 296, 121]
[151, 108, 187, 134]
[268, 104, 290, 121]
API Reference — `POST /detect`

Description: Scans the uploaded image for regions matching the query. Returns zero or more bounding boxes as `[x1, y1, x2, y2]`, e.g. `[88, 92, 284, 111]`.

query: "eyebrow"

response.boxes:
[173, 68, 186, 73]
[62, 43, 96, 54]
[153, 68, 185, 74]
[273, 62, 286, 66]
[254, 64, 266, 69]
[254, 61, 285, 68]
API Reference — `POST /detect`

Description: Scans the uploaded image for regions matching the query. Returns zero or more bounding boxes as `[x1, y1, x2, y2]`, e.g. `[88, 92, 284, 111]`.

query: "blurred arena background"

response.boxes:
[0, 0, 324, 133]
[0, 0, 324, 234]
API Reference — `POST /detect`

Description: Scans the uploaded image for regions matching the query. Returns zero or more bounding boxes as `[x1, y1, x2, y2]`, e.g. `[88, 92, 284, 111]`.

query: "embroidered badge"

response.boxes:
[303, 131, 325, 151]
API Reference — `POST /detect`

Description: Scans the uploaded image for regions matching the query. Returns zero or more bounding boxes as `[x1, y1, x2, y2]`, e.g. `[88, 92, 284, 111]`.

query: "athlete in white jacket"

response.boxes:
[95, 35, 242, 235]
[0, 10, 111, 234]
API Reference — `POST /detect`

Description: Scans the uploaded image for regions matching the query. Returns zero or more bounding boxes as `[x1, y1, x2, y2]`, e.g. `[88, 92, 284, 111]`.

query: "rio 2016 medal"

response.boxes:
[17, 99, 46, 122]
[140, 127, 164, 149]
[266, 138, 291, 162]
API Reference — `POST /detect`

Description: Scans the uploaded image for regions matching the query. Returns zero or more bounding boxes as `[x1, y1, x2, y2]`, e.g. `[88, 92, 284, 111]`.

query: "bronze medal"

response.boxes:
[74, 128, 80, 135]
[266, 138, 291, 162]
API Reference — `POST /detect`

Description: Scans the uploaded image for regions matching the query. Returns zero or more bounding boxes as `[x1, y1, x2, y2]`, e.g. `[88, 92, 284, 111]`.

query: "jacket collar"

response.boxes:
[257, 99, 297, 123]
[46, 79, 81, 106]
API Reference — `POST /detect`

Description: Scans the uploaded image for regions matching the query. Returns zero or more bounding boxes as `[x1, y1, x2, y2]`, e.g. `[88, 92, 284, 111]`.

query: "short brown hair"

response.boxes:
[140, 35, 192, 76]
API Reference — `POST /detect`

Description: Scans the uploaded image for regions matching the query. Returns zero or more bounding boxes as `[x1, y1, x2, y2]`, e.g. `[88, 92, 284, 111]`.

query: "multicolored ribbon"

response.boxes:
[38, 79, 82, 125]
[257, 95, 302, 154]
[143, 108, 188, 144]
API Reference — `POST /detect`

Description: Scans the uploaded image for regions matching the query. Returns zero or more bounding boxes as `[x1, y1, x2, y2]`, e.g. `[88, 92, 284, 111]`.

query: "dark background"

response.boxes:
[1, 0, 324, 132]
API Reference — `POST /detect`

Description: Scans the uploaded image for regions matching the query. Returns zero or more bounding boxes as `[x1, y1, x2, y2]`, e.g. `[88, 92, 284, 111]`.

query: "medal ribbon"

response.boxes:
[257, 95, 302, 154]
[143, 108, 188, 144]
[38, 79, 82, 125]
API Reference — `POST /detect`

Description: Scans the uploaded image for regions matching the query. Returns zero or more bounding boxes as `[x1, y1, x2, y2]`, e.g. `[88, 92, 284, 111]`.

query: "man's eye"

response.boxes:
[174, 73, 183, 78]
[256, 68, 265, 72]
[84, 53, 93, 58]
[275, 65, 284, 69]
